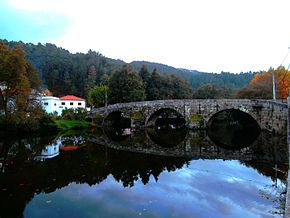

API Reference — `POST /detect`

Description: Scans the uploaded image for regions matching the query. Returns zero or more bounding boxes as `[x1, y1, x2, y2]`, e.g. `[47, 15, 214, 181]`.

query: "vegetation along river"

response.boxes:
[0, 122, 288, 218]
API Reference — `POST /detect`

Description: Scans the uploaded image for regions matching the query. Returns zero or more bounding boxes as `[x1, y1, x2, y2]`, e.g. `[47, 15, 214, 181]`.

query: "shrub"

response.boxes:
[61, 108, 88, 120]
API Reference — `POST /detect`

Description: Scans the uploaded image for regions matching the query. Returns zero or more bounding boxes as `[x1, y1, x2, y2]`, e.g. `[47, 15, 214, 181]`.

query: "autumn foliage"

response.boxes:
[237, 67, 290, 99]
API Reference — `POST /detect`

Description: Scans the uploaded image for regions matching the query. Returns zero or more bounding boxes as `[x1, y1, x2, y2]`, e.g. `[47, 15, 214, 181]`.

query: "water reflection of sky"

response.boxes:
[24, 160, 282, 218]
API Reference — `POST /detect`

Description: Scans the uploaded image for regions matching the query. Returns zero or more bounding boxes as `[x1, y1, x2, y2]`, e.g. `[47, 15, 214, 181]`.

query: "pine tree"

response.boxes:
[139, 65, 151, 99]
[146, 68, 164, 100]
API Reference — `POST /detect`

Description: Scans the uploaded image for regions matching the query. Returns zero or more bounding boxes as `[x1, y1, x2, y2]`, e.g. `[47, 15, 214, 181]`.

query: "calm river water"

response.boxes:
[0, 127, 288, 218]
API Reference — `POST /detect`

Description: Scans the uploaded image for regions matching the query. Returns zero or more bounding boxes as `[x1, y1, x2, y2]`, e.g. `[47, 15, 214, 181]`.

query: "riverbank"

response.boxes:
[55, 120, 91, 131]
[0, 119, 91, 136]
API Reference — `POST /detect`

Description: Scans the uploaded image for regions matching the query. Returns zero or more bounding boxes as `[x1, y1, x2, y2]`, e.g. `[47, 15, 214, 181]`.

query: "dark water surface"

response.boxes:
[0, 127, 288, 218]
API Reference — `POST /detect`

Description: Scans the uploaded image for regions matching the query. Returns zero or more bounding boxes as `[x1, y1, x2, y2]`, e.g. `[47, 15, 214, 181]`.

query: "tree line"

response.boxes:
[1, 39, 289, 112]
[1, 39, 257, 99]
[237, 66, 290, 99]
[88, 64, 193, 106]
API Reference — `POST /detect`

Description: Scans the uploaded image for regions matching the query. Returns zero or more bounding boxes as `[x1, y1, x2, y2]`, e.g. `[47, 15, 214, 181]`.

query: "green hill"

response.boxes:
[0, 39, 257, 97]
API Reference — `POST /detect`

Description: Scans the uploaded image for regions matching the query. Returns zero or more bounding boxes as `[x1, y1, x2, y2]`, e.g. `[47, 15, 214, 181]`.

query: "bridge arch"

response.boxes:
[146, 107, 186, 129]
[103, 111, 131, 128]
[204, 105, 262, 129]
[206, 108, 261, 149]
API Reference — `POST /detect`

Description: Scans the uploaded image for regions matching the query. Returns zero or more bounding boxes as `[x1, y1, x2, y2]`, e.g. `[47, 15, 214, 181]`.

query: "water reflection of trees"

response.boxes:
[0, 138, 190, 218]
[0, 128, 288, 218]
[89, 145, 190, 186]
[239, 131, 288, 182]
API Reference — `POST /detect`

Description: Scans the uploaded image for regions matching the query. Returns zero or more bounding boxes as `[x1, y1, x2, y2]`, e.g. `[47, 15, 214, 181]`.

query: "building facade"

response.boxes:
[40, 95, 86, 115]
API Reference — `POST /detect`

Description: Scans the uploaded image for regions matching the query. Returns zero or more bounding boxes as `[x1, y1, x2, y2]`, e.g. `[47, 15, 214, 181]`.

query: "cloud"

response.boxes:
[3, 0, 290, 72]
[24, 160, 281, 218]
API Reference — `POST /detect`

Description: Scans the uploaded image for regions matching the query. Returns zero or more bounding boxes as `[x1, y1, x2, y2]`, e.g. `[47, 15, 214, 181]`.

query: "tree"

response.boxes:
[236, 67, 290, 99]
[84, 64, 97, 96]
[192, 84, 233, 99]
[0, 42, 41, 128]
[139, 65, 151, 99]
[108, 64, 145, 103]
[146, 68, 165, 100]
[276, 66, 290, 99]
[236, 84, 272, 99]
[166, 74, 192, 99]
[88, 85, 109, 107]
[100, 73, 110, 86]
[42, 89, 53, 96]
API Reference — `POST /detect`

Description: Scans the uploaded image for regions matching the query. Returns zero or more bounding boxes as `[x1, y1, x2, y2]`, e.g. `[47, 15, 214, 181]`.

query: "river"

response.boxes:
[0, 127, 288, 218]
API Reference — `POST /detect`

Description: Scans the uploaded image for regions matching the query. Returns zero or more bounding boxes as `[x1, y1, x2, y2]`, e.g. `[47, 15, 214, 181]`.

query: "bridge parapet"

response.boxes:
[90, 99, 288, 135]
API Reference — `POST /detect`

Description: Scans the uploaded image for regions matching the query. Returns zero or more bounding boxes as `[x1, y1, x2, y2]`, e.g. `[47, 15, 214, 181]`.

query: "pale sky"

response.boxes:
[1, 0, 290, 73]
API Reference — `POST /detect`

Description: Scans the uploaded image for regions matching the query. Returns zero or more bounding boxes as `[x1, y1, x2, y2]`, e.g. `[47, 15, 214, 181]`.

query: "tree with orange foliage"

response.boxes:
[236, 66, 290, 99]
[276, 66, 290, 99]
[42, 89, 53, 96]
[0, 42, 41, 127]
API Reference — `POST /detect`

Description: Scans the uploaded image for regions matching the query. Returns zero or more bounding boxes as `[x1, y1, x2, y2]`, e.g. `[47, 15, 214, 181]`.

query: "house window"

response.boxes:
[70, 102, 73, 106]
[54, 103, 57, 106]
[61, 102, 65, 106]
[44, 102, 48, 106]
[78, 102, 82, 106]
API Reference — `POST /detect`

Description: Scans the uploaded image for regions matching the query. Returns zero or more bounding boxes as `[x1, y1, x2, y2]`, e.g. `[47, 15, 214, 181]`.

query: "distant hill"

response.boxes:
[0, 39, 257, 97]
[129, 61, 202, 75]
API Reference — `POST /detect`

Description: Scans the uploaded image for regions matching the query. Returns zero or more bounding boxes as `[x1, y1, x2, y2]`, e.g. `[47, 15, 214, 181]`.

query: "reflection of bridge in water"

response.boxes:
[89, 129, 288, 164]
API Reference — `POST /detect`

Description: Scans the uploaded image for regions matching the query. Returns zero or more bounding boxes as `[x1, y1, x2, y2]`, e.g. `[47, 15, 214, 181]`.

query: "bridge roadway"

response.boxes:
[90, 99, 288, 134]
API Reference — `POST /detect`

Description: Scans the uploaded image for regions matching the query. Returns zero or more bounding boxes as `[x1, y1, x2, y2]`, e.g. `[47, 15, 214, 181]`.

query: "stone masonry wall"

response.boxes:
[90, 99, 288, 135]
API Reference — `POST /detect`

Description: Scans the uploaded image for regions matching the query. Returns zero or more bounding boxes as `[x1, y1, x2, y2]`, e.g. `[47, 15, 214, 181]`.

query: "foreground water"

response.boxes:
[0, 128, 288, 218]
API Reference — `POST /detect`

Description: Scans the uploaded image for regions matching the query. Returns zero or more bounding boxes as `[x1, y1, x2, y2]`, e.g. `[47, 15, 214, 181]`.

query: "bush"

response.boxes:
[0, 108, 57, 133]
[39, 114, 58, 130]
[61, 108, 88, 120]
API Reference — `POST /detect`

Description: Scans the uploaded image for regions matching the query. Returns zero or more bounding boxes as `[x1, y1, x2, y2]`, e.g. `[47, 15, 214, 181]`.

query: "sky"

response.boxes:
[1, 0, 290, 73]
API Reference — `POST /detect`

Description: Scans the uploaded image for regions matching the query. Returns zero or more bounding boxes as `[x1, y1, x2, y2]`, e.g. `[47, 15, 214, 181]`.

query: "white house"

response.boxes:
[59, 95, 86, 110]
[41, 96, 60, 114]
[40, 95, 86, 116]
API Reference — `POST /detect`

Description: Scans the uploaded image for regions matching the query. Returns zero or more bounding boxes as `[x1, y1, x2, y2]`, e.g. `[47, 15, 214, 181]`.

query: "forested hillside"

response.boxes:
[1, 39, 256, 98]
[188, 71, 257, 89]
[130, 61, 201, 75]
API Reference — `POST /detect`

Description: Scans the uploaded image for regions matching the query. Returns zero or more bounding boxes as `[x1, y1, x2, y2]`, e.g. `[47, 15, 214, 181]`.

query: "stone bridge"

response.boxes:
[90, 99, 289, 135]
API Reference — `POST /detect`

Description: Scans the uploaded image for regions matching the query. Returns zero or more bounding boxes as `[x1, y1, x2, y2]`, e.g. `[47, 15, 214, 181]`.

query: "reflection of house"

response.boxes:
[40, 95, 86, 115]
[35, 139, 61, 161]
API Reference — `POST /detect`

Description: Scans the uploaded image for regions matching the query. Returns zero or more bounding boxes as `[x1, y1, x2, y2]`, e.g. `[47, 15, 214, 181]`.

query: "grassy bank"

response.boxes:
[54, 120, 90, 131]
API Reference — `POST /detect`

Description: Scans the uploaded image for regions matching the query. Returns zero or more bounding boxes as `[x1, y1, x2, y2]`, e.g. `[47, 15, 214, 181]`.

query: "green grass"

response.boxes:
[54, 120, 89, 131]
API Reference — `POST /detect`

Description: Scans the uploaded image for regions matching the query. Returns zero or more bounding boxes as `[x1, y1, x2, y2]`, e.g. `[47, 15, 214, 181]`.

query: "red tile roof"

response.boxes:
[59, 95, 85, 101]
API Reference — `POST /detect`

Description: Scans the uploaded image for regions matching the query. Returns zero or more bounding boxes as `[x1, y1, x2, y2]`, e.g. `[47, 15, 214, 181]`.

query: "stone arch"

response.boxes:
[206, 108, 261, 150]
[145, 107, 186, 129]
[103, 111, 131, 128]
[205, 105, 262, 128]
